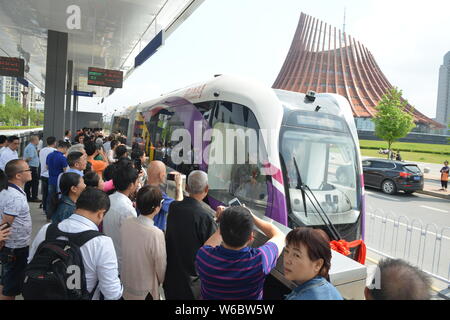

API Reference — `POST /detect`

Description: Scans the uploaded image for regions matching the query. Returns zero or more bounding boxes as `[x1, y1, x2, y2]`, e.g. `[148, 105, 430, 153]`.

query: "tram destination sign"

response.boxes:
[0, 57, 24, 77]
[88, 67, 123, 88]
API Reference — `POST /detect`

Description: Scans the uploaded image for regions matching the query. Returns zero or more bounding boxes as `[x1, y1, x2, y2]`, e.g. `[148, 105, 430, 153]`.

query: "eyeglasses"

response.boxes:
[18, 169, 32, 173]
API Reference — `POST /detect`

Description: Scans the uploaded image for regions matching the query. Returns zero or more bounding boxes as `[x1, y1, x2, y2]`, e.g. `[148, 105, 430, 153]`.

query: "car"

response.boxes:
[362, 158, 424, 195]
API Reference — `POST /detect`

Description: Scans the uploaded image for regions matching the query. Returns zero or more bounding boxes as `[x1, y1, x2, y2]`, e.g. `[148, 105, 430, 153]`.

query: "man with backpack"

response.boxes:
[26, 187, 123, 300]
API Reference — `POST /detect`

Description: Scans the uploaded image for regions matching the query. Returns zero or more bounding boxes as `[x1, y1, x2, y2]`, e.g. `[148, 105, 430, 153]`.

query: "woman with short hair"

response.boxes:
[120, 185, 166, 300]
[283, 227, 343, 300]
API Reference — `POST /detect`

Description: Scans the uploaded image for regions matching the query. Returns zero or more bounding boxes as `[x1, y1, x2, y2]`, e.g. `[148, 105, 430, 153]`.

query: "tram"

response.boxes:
[111, 75, 365, 242]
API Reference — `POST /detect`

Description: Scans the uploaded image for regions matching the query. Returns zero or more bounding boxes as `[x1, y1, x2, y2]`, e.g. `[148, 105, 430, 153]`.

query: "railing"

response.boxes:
[0, 128, 44, 158]
[365, 205, 450, 286]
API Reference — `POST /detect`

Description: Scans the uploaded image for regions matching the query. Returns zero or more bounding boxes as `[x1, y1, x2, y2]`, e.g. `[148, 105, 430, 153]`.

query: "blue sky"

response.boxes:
[80, 0, 450, 119]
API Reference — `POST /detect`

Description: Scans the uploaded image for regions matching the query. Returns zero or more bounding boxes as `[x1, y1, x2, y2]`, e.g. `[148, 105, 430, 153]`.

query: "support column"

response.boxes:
[72, 84, 78, 134]
[43, 30, 68, 141]
[65, 60, 73, 137]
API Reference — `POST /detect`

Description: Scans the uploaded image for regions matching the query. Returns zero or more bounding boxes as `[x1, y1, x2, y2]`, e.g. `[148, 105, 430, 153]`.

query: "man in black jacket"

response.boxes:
[163, 170, 217, 300]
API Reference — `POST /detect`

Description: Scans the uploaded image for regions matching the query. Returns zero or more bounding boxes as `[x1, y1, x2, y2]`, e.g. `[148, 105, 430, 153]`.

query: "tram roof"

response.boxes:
[0, 0, 204, 96]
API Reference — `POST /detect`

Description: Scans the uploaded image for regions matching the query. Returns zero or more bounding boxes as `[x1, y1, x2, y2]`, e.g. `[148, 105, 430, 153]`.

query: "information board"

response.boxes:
[0, 57, 25, 77]
[88, 67, 123, 88]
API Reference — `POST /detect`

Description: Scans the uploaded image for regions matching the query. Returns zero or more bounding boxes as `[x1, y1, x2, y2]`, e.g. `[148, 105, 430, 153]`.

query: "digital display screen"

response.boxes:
[0, 57, 24, 77]
[88, 67, 123, 88]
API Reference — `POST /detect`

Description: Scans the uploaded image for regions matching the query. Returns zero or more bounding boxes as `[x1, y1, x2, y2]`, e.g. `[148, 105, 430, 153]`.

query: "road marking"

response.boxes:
[370, 215, 450, 241]
[420, 206, 449, 214]
[365, 191, 401, 201]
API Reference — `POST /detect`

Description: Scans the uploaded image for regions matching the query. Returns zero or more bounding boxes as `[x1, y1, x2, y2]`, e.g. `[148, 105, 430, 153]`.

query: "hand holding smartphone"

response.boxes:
[0, 222, 11, 231]
[228, 198, 242, 207]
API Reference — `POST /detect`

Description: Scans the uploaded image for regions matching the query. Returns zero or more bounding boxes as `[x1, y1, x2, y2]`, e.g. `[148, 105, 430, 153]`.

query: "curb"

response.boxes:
[417, 190, 450, 200]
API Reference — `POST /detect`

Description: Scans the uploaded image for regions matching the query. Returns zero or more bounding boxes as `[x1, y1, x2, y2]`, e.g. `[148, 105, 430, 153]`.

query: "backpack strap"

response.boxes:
[45, 223, 104, 247]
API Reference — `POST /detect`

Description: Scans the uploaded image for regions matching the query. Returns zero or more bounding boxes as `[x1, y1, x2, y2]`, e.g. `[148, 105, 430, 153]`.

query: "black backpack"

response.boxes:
[23, 223, 103, 300]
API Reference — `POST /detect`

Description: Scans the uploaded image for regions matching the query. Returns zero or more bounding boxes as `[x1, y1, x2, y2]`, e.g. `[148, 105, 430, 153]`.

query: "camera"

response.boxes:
[167, 173, 176, 181]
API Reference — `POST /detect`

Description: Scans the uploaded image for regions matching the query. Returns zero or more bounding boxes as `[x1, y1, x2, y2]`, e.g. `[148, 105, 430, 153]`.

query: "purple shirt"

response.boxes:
[195, 242, 278, 300]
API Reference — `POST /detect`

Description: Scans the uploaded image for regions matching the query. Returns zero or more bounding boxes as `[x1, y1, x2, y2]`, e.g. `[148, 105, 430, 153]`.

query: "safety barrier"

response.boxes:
[0, 128, 44, 158]
[365, 205, 450, 285]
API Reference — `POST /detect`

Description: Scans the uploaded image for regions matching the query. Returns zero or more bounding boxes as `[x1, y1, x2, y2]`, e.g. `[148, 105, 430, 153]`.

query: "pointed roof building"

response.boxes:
[273, 12, 443, 130]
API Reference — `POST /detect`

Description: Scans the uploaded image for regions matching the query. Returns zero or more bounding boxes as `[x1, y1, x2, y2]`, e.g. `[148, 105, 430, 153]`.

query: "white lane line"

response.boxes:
[420, 205, 449, 214]
[365, 191, 401, 202]
[370, 215, 450, 241]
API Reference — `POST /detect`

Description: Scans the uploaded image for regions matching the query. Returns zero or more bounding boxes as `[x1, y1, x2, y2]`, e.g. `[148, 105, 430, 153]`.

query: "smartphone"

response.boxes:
[228, 198, 242, 207]
[167, 173, 176, 181]
[0, 222, 11, 231]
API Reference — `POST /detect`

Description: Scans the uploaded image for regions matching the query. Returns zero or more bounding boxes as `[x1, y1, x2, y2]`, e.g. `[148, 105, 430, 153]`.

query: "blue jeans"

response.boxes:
[40, 177, 49, 213]
[46, 184, 57, 220]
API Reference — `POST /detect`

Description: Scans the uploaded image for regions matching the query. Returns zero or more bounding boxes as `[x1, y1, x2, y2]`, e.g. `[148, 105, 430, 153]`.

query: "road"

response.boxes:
[364, 187, 450, 284]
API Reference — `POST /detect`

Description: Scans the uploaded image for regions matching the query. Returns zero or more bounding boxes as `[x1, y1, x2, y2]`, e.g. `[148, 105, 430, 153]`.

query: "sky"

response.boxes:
[79, 0, 450, 120]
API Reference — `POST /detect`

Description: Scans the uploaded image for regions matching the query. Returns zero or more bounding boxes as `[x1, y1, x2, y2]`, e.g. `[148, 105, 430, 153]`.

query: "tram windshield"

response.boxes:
[280, 112, 360, 226]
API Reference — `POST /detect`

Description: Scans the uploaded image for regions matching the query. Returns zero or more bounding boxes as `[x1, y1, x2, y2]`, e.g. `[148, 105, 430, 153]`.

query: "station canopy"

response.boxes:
[0, 0, 204, 96]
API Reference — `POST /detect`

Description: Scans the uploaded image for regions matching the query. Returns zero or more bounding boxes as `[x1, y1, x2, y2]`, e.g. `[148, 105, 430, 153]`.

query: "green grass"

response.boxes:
[360, 148, 449, 164]
[359, 139, 450, 155]
[0, 126, 42, 130]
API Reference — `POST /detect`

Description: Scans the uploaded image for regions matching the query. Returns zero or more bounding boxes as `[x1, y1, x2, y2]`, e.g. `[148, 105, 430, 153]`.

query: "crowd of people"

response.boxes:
[0, 129, 434, 300]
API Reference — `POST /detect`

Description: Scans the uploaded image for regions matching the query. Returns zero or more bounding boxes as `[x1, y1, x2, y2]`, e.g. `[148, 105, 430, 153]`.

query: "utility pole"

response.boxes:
[21, 88, 29, 126]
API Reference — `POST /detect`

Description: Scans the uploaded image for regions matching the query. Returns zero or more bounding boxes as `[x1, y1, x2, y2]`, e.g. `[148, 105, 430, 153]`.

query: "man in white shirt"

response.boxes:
[0, 135, 7, 156]
[0, 136, 20, 171]
[103, 164, 139, 272]
[28, 188, 123, 300]
[39, 137, 57, 216]
[0, 159, 33, 300]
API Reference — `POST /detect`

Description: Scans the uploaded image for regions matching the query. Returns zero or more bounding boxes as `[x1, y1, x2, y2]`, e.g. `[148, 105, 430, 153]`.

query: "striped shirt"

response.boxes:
[195, 242, 278, 300]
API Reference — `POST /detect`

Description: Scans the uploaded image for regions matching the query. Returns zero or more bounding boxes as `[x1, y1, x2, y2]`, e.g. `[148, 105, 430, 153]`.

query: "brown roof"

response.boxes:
[273, 13, 444, 128]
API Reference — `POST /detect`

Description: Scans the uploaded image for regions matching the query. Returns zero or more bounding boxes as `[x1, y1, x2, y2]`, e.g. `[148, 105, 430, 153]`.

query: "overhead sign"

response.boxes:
[17, 77, 29, 87]
[87, 67, 123, 88]
[0, 57, 25, 77]
[73, 90, 94, 97]
[135, 30, 165, 68]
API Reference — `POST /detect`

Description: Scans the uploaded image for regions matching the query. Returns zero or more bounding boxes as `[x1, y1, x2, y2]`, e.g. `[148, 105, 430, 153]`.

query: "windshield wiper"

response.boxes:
[293, 157, 308, 218]
[293, 156, 341, 241]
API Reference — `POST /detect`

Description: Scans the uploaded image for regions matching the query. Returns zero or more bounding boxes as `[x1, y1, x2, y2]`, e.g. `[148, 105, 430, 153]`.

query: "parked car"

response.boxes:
[362, 158, 424, 195]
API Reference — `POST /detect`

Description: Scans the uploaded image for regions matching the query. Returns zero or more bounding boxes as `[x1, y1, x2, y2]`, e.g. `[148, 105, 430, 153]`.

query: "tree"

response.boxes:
[372, 87, 416, 159]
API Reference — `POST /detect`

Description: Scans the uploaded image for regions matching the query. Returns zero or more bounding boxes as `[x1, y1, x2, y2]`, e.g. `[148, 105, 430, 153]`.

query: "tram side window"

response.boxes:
[145, 110, 173, 163]
[112, 117, 129, 136]
[208, 102, 269, 215]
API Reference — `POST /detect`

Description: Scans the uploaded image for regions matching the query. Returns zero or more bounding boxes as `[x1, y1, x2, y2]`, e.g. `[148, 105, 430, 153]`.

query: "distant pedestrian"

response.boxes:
[0, 136, 19, 171]
[39, 137, 57, 216]
[396, 151, 402, 161]
[440, 160, 449, 191]
[23, 135, 40, 202]
[64, 130, 72, 144]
